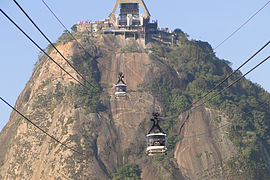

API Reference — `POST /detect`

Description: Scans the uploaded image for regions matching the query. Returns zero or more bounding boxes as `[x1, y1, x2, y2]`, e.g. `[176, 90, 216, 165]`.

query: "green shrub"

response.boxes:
[113, 163, 141, 180]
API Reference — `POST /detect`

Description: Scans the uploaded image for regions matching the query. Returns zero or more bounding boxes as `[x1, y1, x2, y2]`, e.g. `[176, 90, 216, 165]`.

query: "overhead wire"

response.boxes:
[0, 9, 88, 89]
[213, 0, 270, 50]
[13, 0, 96, 89]
[0, 96, 87, 157]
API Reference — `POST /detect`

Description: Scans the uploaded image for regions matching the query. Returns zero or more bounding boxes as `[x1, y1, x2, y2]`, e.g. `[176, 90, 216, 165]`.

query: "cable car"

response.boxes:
[146, 112, 167, 156]
[114, 72, 127, 98]
[114, 84, 127, 97]
[146, 133, 167, 156]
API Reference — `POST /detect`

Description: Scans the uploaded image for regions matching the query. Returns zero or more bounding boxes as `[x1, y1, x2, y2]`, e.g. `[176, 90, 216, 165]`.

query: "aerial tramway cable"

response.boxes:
[13, 0, 96, 89]
[0, 96, 87, 157]
[213, 0, 270, 50]
[0, 9, 88, 89]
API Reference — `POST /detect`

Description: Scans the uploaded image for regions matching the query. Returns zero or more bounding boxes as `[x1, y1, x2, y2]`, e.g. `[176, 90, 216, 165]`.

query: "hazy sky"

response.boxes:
[0, 0, 270, 131]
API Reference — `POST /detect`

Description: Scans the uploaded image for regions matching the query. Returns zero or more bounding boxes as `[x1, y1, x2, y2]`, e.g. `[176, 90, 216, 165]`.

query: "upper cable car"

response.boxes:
[114, 72, 127, 98]
[146, 112, 167, 156]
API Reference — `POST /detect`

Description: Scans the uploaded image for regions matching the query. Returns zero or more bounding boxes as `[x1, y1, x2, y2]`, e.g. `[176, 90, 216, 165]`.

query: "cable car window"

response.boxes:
[147, 135, 166, 146]
[115, 85, 127, 92]
[119, 86, 126, 92]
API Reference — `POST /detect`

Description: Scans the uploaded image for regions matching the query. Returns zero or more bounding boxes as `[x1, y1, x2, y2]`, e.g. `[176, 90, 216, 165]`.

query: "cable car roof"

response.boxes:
[147, 133, 166, 137]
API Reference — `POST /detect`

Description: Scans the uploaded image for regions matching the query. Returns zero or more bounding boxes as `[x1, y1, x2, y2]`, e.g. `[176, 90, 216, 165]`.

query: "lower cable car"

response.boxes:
[114, 84, 127, 97]
[146, 133, 167, 156]
[146, 112, 167, 156]
[114, 72, 127, 98]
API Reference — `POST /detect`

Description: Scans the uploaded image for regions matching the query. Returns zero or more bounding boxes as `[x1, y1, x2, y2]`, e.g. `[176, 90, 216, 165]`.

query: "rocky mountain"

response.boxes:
[1, 29, 270, 180]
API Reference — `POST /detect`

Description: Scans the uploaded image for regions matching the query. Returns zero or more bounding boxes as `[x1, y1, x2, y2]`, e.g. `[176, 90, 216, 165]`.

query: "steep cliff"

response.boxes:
[1, 30, 270, 180]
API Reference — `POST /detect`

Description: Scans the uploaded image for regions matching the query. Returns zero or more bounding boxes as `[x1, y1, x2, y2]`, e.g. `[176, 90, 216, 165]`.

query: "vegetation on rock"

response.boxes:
[113, 163, 141, 180]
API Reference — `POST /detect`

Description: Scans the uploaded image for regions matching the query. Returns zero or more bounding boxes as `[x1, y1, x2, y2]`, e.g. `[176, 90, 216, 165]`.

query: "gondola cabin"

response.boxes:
[114, 84, 127, 97]
[146, 132, 167, 156]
